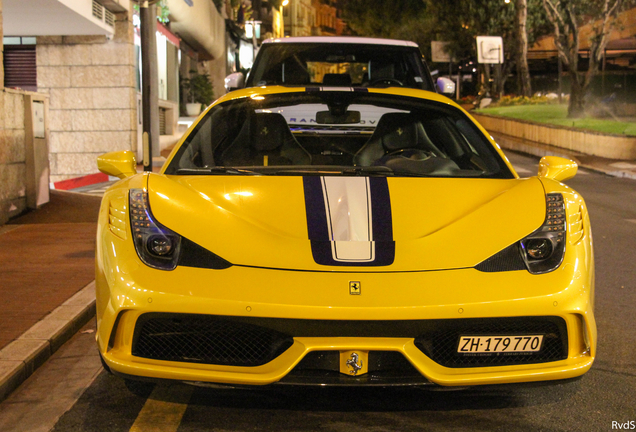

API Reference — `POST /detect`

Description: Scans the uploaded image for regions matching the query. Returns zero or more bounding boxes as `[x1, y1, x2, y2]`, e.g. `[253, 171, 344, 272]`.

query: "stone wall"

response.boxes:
[36, 11, 137, 183]
[0, 89, 27, 224]
[472, 113, 636, 160]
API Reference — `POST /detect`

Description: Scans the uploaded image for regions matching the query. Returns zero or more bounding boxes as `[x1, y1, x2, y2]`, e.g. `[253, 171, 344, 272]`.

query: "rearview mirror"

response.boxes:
[97, 150, 137, 179]
[316, 110, 361, 124]
[437, 77, 456, 95]
[224, 72, 245, 92]
[538, 156, 578, 182]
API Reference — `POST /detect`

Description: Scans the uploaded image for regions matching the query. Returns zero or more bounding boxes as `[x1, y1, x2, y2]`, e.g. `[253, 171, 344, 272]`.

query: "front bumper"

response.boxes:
[96, 262, 596, 387]
[102, 316, 593, 387]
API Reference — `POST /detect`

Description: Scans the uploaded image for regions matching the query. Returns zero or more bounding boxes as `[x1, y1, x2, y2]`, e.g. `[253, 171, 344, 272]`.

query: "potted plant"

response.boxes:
[181, 71, 214, 117]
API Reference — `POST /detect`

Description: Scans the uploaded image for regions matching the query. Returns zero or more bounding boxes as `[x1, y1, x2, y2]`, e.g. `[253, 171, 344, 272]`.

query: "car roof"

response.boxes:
[261, 36, 419, 48]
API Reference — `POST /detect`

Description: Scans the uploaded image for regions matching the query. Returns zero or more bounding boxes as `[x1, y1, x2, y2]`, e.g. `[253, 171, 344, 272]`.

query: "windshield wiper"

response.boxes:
[175, 166, 395, 177]
[175, 167, 261, 176]
[267, 166, 394, 176]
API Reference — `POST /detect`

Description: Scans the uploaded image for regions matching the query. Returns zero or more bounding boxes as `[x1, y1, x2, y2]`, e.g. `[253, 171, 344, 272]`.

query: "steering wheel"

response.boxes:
[366, 78, 404, 88]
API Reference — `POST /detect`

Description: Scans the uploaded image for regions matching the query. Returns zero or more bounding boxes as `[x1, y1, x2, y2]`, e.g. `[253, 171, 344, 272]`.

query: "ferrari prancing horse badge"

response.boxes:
[349, 281, 361, 295]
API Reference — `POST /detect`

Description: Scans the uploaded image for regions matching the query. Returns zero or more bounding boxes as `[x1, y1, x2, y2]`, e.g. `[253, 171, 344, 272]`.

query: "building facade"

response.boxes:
[2, 0, 229, 187]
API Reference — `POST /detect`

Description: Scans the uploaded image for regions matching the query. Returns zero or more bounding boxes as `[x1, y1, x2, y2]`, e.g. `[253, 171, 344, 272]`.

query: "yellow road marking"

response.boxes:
[130, 385, 193, 432]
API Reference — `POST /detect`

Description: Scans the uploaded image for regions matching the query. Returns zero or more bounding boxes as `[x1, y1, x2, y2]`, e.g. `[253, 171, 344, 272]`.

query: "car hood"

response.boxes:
[147, 174, 545, 272]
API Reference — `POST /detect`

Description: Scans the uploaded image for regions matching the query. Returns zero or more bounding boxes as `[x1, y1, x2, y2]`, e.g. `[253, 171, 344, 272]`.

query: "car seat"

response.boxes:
[221, 112, 312, 166]
[353, 113, 444, 166]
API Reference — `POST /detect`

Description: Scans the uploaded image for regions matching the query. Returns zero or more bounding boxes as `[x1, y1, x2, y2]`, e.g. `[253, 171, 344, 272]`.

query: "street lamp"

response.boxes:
[278, 0, 289, 38]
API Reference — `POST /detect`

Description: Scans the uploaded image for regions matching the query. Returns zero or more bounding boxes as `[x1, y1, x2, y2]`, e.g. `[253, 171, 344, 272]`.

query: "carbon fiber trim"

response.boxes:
[475, 243, 527, 272]
[177, 237, 232, 270]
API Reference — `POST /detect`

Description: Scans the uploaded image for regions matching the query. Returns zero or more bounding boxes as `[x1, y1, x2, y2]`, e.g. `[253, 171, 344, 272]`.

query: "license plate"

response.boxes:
[457, 335, 544, 354]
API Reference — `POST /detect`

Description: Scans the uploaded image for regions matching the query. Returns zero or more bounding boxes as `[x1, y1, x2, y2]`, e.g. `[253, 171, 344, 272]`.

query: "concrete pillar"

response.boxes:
[0, 0, 4, 88]
[37, 10, 138, 183]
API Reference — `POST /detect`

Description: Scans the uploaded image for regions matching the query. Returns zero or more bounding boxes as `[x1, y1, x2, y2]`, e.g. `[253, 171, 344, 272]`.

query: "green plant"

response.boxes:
[492, 95, 559, 107]
[156, 0, 170, 24]
[181, 71, 214, 105]
[132, 0, 170, 24]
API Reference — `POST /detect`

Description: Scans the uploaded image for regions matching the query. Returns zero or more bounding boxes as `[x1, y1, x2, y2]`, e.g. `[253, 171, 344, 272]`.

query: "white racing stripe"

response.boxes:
[320, 86, 354, 92]
[321, 177, 375, 262]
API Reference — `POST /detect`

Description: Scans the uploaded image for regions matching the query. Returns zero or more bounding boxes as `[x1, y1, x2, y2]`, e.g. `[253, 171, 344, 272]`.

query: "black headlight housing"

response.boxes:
[520, 193, 566, 274]
[129, 189, 181, 270]
[476, 193, 567, 274]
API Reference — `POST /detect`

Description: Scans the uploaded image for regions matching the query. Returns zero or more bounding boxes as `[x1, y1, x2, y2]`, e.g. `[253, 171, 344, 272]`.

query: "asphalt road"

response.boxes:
[1, 151, 634, 432]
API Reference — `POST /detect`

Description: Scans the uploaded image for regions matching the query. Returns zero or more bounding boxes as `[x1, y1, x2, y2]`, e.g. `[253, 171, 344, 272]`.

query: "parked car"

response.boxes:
[225, 36, 455, 95]
[96, 84, 594, 389]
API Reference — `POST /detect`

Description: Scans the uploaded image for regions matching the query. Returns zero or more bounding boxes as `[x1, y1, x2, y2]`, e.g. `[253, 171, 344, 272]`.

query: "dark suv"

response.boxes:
[225, 36, 445, 93]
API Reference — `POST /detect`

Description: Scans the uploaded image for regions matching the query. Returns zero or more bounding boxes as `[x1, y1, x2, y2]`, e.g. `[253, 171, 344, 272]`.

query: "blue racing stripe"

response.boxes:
[302, 176, 395, 267]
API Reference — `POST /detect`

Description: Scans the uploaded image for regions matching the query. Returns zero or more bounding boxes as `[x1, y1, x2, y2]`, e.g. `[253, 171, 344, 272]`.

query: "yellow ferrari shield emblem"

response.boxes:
[349, 281, 361, 295]
[340, 350, 369, 376]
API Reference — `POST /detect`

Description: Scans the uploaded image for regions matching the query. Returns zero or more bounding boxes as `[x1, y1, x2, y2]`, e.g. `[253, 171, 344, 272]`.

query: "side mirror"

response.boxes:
[437, 77, 456, 95]
[538, 156, 578, 182]
[97, 150, 137, 179]
[224, 72, 245, 92]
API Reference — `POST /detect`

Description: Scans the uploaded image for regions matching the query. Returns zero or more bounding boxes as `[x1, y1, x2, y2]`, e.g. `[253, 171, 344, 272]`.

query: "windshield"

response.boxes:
[245, 43, 434, 91]
[165, 92, 513, 179]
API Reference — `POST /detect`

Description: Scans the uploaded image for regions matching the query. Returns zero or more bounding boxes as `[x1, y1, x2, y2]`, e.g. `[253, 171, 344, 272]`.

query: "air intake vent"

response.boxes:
[414, 316, 568, 368]
[92, 0, 115, 27]
[159, 107, 167, 135]
[92, 0, 104, 20]
[132, 313, 294, 367]
[105, 9, 115, 27]
[108, 196, 127, 240]
[3, 45, 37, 92]
[569, 205, 584, 245]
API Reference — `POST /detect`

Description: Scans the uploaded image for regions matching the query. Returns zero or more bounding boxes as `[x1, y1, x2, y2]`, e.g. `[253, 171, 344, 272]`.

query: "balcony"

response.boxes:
[3, 0, 127, 36]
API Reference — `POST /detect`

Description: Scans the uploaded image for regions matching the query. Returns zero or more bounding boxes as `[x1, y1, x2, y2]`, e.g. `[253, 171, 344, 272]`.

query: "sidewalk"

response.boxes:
[0, 190, 100, 401]
[0, 137, 634, 402]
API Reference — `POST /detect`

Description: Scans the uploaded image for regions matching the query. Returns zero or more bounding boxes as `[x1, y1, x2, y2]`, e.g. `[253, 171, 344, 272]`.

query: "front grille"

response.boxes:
[132, 313, 294, 367]
[415, 316, 567, 368]
[131, 314, 568, 369]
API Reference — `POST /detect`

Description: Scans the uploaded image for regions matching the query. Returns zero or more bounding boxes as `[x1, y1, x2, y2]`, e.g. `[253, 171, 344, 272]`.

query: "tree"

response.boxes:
[341, 0, 433, 47]
[516, 0, 532, 96]
[341, 0, 550, 98]
[425, 0, 517, 98]
[542, 0, 631, 117]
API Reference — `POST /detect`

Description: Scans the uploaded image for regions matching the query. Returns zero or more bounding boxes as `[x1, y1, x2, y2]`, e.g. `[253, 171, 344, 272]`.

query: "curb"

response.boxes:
[0, 281, 96, 402]
[52, 173, 109, 191]
[491, 132, 584, 163]
[601, 169, 636, 180]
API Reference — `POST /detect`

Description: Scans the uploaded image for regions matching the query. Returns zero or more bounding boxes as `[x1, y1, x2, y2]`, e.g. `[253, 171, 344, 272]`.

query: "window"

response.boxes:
[3, 37, 37, 92]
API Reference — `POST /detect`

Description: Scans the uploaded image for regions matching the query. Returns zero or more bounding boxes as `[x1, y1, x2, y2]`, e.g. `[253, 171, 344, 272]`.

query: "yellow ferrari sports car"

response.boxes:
[95, 85, 595, 389]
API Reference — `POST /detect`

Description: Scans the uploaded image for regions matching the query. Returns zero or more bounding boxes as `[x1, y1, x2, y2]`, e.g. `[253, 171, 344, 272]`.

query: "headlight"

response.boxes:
[129, 189, 181, 270]
[520, 193, 566, 274]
